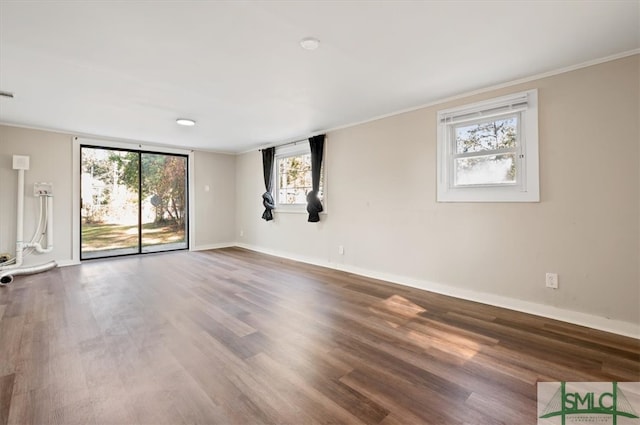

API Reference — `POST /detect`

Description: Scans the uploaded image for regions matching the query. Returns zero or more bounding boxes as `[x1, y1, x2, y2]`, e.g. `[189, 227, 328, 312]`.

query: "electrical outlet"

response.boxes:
[545, 273, 559, 289]
[338, 245, 344, 255]
[239, 229, 244, 237]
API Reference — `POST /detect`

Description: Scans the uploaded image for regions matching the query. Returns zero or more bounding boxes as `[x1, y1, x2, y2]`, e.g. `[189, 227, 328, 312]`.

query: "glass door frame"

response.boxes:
[73, 137, 194, 262]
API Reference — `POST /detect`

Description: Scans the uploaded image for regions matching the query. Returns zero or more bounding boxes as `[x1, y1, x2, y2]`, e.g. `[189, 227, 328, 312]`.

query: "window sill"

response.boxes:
[437, 185, 539, 202]
[274, 208, 328, 215]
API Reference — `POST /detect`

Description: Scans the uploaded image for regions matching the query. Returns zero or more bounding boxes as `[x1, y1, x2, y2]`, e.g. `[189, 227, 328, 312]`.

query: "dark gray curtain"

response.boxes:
[306, 135, 325, 222]
[261, 147, 275, 221]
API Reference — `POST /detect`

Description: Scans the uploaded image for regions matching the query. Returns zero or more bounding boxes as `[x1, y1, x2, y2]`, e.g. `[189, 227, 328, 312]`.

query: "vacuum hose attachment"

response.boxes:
[0, 260, 57, 286]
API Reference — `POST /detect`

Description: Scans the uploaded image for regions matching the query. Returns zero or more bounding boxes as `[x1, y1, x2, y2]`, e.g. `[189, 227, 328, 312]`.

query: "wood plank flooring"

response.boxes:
[0, 247, 638, 424]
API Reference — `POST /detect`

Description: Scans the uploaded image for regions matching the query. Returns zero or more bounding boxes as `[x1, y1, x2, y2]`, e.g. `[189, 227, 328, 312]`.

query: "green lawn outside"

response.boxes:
[82, 222, 186, 252]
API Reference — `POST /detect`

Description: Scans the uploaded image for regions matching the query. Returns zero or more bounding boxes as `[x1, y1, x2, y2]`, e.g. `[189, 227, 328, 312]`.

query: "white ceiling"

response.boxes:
[0, 1, 638, 153]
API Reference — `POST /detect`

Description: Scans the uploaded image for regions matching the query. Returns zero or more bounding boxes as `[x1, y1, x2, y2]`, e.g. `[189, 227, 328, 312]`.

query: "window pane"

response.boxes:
[141, 153, 188, 253]
[276, 153, 323, 205]
[277, 154, 312, 205]
[454, 153, 516, 186]
[81, 147, 140, 259]
[455, 115, 518, 154]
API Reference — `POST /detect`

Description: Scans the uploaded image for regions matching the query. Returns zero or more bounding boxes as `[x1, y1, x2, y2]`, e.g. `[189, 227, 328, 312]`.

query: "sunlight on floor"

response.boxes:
[407, 328, 481, 361]
[379, 294, 427, 315]
[370, 294, 426, 328]
[371, 294, 481, 361]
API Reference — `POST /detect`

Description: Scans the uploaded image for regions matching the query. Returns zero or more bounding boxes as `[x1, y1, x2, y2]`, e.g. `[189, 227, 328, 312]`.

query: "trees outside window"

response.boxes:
[80, 146, 188, 259]
[275, 147, 324, 209]
[437, 89, 539, 202]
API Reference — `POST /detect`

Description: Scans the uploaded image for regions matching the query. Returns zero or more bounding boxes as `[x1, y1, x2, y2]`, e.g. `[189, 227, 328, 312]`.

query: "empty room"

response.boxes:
[0, 1, 639, 424]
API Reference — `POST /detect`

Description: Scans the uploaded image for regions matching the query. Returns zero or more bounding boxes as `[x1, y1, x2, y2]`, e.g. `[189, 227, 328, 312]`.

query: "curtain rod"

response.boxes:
[258, 134, 325, 152]
[258, 138, 308, 152]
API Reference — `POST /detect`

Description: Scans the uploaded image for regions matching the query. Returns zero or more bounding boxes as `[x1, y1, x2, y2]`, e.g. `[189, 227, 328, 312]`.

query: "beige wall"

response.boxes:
[192, 150, 236, 248]
[236, 55, 640, 326]
[0, 126, 74, 265]
[0, 125, 236, 266]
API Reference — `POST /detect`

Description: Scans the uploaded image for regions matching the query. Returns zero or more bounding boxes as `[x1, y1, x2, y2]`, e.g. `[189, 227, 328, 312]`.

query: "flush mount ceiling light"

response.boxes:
[300, 37, 320, 50]
[176, 118, 196, 126]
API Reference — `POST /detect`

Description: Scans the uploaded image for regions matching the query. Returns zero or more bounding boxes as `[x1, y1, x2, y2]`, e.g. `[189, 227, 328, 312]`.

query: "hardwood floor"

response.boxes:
[0, 247, 638, 424]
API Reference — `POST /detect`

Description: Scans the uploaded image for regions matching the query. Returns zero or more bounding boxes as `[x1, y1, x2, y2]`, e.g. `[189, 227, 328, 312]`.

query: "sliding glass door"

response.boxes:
[140, 153, 188, 253]
[81, 146, 188, 259]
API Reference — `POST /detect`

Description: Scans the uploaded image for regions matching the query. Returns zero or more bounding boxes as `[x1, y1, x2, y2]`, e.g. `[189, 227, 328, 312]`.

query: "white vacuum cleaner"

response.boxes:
[0, 155, 57, 286]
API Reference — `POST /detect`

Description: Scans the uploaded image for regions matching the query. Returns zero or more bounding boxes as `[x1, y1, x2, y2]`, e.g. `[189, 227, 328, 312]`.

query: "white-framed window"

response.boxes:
[437, 89, 539, 202]
[274, 144, 324, 211]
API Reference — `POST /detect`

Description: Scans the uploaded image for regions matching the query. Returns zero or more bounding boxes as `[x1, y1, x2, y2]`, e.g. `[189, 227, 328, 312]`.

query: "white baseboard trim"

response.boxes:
[234, 243, 640, 339]
[192, 242, 236, 252]
[56, 260, 81, 267]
